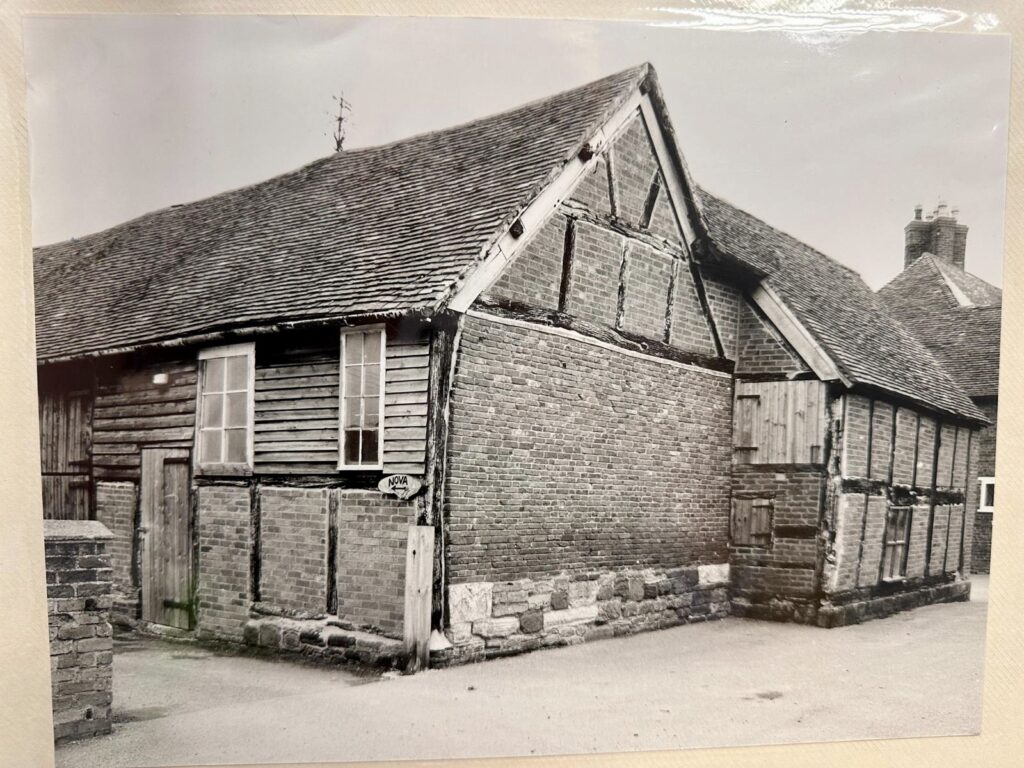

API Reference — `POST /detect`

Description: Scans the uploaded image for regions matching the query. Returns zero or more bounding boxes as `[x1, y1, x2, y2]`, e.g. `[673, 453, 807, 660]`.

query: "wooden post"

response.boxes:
[404, 524, 434, 672]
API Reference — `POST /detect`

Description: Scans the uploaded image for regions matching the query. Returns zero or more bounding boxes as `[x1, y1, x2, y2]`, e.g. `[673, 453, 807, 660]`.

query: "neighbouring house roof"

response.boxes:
[877, 253, 1002, 312]
[879, 257, 1001, 400]
[34, 64, 650, 361]
[696, 189, 987, 424]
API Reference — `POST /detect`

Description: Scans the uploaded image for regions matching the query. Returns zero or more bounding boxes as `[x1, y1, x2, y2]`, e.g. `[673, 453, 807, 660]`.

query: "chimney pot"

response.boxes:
[914, 204, 923, 220]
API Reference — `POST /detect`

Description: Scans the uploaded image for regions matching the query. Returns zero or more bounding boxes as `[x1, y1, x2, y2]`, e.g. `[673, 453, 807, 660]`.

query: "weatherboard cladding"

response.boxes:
[696, 190, 985, 423]
[34, 65, 650, 361]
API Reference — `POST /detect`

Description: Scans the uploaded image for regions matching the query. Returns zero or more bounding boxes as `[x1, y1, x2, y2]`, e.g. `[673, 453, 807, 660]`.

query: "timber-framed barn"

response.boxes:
[35, 64, 987, 668]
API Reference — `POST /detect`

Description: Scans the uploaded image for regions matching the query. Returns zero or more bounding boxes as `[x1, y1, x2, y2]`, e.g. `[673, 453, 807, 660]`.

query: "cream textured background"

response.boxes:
[1, 2, 1020, 767]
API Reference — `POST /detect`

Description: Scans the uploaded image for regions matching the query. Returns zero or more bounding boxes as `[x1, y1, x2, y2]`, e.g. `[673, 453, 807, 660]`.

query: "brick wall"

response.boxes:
[569, 158, 612, 216]
[196, 485, 251, 640]
[445, 313, 733, 584]
[94, 481, 135, 598]
[647, 179, 683, 247]
[735, 301, 808, 376]
[335, 491, 416, 637]
[701, 273, 742, 360]
[972, 512, 993, 573]
[668, 263, 718, 355]
[259, 487, 328, 615]
[564, 220, 623, 327]
[45, 520, 114, 743]
[729, 466, 823, 618]
[620, 242, 672, 339]
[610, 113, 659, 226]
[489, 214, 567, 309]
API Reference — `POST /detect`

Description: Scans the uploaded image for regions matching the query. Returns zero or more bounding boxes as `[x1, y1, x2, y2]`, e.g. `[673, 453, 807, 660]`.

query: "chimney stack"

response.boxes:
[903, 201, 968, 271]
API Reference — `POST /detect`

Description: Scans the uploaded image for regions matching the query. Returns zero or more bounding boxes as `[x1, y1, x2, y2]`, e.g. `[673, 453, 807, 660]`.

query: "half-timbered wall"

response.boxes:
[484, 107, 720, 359]
[819, 393, 977, 625]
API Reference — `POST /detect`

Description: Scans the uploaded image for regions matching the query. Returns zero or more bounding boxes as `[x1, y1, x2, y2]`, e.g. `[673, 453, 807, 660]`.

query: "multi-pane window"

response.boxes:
[979, 477, 995, 511]
[197, 343, 254, 470]
[732, 497, 773, 547]
[339, 328, 385, 468]
[881, 506, 911, 580]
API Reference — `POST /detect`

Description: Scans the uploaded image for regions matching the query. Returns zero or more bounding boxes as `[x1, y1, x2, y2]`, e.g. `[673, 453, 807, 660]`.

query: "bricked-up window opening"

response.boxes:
[339, 328, 385, 469]
[196, 342, 255, 471]
[881, 506, 912, 580]
[732, 498, 772, 547]
[979, 477, 995, 511]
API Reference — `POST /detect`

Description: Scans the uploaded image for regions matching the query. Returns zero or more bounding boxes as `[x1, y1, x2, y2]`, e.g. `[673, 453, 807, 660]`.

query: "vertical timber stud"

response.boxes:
[958, 430, 972, 574]
[250, 482, 261, 604]
[943, 428, 959, 573]
[925, 420, 943, 575]
[888, 406, 898, 486]
[404, 524, 434, 672]
[424, 312, 464, 632]
[614, 242, 629, 331]
[557, 218, 577, 314]
[326, 490, 338, 615]
[606, 147, 618, 218]
[854, 399, 876, 586]
[663, 257, 678, 344]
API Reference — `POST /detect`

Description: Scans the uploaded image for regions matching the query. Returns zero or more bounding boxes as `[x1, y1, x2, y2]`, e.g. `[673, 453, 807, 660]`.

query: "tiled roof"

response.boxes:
[877, 253, 1001, 312]
[34, 64, 650, 360]
[696, 189, 987, 424]
[879, 257, 1001, 398]
[890, 306, 1000, 399]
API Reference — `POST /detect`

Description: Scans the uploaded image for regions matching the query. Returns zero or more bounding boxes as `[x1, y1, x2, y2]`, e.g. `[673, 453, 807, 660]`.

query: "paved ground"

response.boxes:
[57, 578, 988, 767]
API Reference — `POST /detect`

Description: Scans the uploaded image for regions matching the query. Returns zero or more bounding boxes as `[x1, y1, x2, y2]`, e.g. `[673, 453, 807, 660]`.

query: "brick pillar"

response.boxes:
[44, 520, 114, 743]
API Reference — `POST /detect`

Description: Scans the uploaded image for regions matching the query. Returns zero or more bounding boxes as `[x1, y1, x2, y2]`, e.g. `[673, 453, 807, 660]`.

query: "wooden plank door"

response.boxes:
[140, 448, 193, 630]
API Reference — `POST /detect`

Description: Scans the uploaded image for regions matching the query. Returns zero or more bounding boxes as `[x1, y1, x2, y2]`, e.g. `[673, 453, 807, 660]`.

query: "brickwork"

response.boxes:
[610, 113, 659, 227]
[735, 301, 808, 376]
[94, 481, 135, 597]
[843, 395, 871, 478]
[729, 466, 823, 613]
[446, 313, 733, 584]
[259, 487, 329, 615]
[620, 242, 672, 339]
[917, 416, 937, 488]
[45, 521, 114, 743]
[488, 214, 567, 310]
[647, 179, 683, 247]
[935, 424, 956, 488]
[196, 484, 251, 641]
[905, 503, 930, 578]
[972, 512, 993, 573]
[569, 158, 612, 216]
[564, 221, 623, 327]
[868, 403, 894, 480]
[438, 564, 730, 665]
[892, 409, 918, 485]
[335, 491, 416, 637]
[669, 262, 718, 355]
[701, 274, 742, 360]
[856, 495, 887, 588]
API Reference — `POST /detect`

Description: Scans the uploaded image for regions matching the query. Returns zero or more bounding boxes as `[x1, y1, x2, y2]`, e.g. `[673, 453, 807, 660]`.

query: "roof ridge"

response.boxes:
[36, 63, 652, 252]
[696, 185, 861, 279]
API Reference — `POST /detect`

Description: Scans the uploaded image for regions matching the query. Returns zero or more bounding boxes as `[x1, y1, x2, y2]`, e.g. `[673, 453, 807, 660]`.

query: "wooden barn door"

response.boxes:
[140, 448, 193, 630]
[38, 386, 93, 520]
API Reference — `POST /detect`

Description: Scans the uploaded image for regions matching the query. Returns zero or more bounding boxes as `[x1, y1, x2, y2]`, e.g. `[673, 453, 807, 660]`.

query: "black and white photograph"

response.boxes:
[21, 12, 1010, 767]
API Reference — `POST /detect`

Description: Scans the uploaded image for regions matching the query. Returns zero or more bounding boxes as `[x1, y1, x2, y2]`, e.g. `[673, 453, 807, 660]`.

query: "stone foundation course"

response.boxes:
[434, 563, 730, 665]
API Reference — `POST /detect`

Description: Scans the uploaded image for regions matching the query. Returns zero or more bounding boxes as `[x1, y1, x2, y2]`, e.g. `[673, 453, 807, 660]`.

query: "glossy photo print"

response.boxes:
[23, 14, 1009, 766]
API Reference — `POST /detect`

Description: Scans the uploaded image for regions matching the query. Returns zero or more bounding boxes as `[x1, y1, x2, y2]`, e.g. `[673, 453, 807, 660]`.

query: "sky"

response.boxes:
[23, 15, 1010, 289]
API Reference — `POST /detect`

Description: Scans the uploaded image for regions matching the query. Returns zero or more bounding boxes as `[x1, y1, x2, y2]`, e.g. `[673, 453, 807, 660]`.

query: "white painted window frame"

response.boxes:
[338, 326, 386, 471]
[194, 341, 256, 474]
[979, 476, 995, 512]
